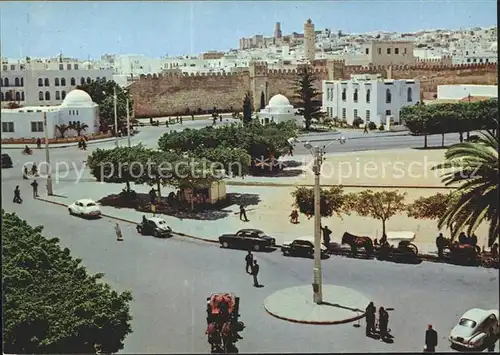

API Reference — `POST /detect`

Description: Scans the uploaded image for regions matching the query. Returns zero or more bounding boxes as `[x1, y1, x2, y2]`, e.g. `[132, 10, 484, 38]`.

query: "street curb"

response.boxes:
[226, 181, 457, 189]
[1, 137, 126, 150]
[36, 196, 221, 245]
[305, 132, 410, 142]
[264, 304, 366, 325]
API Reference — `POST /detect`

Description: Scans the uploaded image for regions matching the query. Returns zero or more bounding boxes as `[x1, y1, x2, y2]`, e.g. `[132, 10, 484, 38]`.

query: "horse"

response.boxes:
[341, 232, 374, 257]
[206, 322, 222, 353]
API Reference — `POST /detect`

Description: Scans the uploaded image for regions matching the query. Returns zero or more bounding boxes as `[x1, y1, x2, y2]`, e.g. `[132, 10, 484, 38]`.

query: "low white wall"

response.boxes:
[437, 85, 498, 100]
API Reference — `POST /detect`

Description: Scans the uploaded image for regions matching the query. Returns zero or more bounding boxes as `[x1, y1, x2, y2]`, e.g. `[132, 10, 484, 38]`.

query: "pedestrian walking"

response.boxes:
[289, 145, 294, 156]
[320, 224, 332, 246]
[149, 187, 157, 204]
[363, 125, 368, 134]
[31, 163, 38, 176]
[424, 324, 438, 352]
[436, 233, 445, 259]
[115, 223, 123, 241]
[23, 166, 29, 179]
[239, 204, 249, 222]
[289, 209, 299, 224]
[30, 180, 39, 198]
[245, 251, 254, 274]
[13, 185, 23, 204]
[378, 307, 389, 340]
[365, 302, 376, 336]
[251, 260, 260, 287]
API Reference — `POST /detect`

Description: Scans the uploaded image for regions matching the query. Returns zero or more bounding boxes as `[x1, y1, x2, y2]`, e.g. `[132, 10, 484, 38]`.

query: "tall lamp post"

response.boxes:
[287, 135, 347, 304]
[113, 86, 118, 147]
[43, 111, 53, 195]
[125, 89, 131, 147]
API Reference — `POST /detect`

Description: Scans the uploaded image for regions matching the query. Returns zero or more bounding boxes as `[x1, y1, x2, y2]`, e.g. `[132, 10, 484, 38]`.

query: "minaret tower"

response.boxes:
[304, 18, 316, 62]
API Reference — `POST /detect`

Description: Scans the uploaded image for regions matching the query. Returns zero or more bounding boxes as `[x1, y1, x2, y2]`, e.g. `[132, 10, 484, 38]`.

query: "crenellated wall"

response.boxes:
[129, 61, 498, 117]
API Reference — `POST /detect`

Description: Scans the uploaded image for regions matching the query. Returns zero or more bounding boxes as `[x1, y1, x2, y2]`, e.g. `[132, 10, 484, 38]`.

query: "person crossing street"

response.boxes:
[424, 324, 438, 352]
[13, 185, 23, 204]
[251, 260, 260, 287]
[245, 251, 254, 274]
[30, 180, 39, 198]
[365, 302, 376, 336]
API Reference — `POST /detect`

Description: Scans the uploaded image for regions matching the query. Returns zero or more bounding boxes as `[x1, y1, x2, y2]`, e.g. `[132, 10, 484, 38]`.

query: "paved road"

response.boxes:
[2, 174, 499, 353]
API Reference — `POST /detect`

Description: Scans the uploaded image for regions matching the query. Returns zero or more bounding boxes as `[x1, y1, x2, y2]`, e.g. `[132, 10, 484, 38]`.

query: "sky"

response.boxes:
[0, 1, 497, 59]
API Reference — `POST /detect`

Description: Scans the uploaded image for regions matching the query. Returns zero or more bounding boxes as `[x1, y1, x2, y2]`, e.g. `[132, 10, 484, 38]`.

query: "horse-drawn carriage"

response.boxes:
[206, 293, 245, 353]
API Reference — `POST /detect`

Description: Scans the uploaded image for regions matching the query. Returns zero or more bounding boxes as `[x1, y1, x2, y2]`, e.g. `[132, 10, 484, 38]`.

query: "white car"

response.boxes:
[68, 199, 101, 218]
[449, 308, 499, 349]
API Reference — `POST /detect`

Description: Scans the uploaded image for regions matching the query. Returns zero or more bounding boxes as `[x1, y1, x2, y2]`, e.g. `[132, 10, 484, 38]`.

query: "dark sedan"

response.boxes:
[219, 229, 276, 251]
[281, 237, 329, 259]
[1, 154, 13, 168]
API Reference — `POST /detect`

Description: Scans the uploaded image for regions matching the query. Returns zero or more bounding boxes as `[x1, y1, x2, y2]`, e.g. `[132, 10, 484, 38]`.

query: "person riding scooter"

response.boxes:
[23, 145, 32, 155]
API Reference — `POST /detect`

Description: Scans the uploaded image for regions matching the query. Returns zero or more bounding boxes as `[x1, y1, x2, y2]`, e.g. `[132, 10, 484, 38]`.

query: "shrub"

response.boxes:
[368, 121, 377, 130]
[379, 124, 385, 131]
[352, 117, 364, 128]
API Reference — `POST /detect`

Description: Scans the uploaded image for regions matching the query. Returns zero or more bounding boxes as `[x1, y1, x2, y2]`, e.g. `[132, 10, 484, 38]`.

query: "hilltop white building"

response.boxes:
[1, 89, 99, 140]
[1, 58, 113, 108]
[258, 94, 300, 125]
[322, 74, 420, 126]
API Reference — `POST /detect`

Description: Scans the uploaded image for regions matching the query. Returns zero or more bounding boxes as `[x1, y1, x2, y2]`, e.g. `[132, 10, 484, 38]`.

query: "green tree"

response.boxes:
[55, 123, 70, 138]
[2, 211, 133, 353]
[194, 146, 251, 177]
[346, 190, 407, 235]
[260, 91, 266, 110]
[77, 78, 133, 133]
[242, 92, 253, 124]
[69, 120, 89, 136]
[291, 186, 349, 219]
[293, 66, 323, 130]
[432, 129, 499, 246]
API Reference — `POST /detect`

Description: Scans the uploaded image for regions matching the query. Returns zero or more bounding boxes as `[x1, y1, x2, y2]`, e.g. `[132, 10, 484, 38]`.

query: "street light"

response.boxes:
[113, 86, 118, 147]
[43, 111, 53, 195]
[124, 89, 131, 147]
[287, 135, 347, 304]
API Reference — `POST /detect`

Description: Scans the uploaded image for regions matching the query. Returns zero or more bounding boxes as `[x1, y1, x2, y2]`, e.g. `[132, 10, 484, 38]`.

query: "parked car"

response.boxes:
[68, 199, 101, 218]
[1, 153, 13, 168]
[281, 237, 329, 259]
[449, 308, 499, 350]
[219, 229, 276, 251]
[136, 217, 173, 238]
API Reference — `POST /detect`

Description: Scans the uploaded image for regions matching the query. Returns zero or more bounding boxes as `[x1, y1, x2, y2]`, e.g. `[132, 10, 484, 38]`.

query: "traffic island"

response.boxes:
[264, 285, 369, 325]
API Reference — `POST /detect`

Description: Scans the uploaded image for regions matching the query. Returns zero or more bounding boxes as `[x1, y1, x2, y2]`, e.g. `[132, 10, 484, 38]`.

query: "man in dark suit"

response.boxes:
[425, 324, 438, 352]
[251, 260, 260, 287]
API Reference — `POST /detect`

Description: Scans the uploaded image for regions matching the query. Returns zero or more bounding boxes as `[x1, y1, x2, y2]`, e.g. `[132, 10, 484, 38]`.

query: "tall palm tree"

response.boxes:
[55, 124, 70, 138]
[432, 128, 499, 246]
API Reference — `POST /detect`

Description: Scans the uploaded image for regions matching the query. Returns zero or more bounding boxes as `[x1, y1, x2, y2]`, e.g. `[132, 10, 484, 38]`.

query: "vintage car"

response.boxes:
[68, 199, 101, 218]
[219, 229, 276, 251]
[136, 217, 173, 238]
[449, 308, 499, 350]
[1, 153, 13, 168]
[281, 237, 329, 259]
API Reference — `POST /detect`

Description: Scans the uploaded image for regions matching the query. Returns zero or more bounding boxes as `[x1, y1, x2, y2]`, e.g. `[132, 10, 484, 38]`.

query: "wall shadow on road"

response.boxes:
[412, 145, 452, 151]
[98, 192, 261, 221]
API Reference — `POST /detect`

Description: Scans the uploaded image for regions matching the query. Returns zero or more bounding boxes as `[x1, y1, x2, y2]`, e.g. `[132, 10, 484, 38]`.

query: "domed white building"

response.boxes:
[1, 89, 100, 140]
[258, 94, 301, 125]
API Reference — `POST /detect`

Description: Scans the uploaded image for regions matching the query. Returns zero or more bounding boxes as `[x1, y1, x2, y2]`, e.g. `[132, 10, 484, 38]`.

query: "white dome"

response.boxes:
[489, 42, 497, 51]
[61, 89, 94, 107]
[268, 94, 291, 107]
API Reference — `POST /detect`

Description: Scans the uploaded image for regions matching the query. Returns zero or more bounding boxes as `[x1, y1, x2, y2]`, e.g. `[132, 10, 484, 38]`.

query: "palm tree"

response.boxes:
[55, 124, 70, 138]
[69, 120, 89, 136]
[432, 128, 499, 246]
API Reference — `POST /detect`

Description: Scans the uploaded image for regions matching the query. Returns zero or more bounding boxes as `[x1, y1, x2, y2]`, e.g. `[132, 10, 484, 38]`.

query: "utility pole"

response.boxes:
[312, 145, 323, 304]
[126, 97, 131, 147]
[113, 86, 118, 147]
[43, 112, 53, 195]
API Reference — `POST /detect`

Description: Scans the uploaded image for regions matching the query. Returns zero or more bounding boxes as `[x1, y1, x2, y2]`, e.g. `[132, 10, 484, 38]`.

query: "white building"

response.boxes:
[1, 89, 99, 140]
[437, 85, 498, 100]
[258, 94, 300, 125]
[322, 74, 420, 126]
[1, 58, 113, 108]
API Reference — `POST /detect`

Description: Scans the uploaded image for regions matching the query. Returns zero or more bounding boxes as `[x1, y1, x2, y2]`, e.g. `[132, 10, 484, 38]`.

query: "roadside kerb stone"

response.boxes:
[35, 196, 220, 245]
[1, 136, 127, 150]
[264, 285, 369, 325]
[226, 181, 457, 189]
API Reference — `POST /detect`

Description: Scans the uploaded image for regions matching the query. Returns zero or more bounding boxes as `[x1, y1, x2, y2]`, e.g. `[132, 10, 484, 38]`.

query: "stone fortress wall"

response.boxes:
[130, 59, 498, 117]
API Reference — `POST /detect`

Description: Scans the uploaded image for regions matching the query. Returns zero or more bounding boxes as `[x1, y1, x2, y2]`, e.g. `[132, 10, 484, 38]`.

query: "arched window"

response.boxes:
[80, 77, 85, 85]
[55, 91, 60, 100]
[45, 91, 50, 100]
[407, 87, 412, 102]
[86, 77, 91, 84]
[5, 78, 9, 86]
[353, 89, 358, 102]
[102, 77, 106, 82]
[55, 78, 60, 86]
[39, 91, 44, 100]
[0, 92, 3, 101]
[0, 78, 2, 87]
[38, 78, 43, 87]
[70, 77, 76, 86]
[61, 78, 66, 86]
[15, 92, 21, 101]
[44, 78, 49, 86]
[14, 78, 20, 86]
[21, 92, 25, 101]
[76, 110, 79, 115]
[61, 91, 66, 99]
[6, 91, 12, 101]
[385, 89, 392, 103]
[341, 88, 346, 101]
[96, 77, 101, 81]
[20, 77, 24, 86]
[366, 89, 371, 103]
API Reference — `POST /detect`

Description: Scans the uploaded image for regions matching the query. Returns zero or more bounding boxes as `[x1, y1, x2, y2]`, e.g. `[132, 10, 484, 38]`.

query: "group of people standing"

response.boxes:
[364, 302, 391, 340]
[244, 251, 260, 287]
